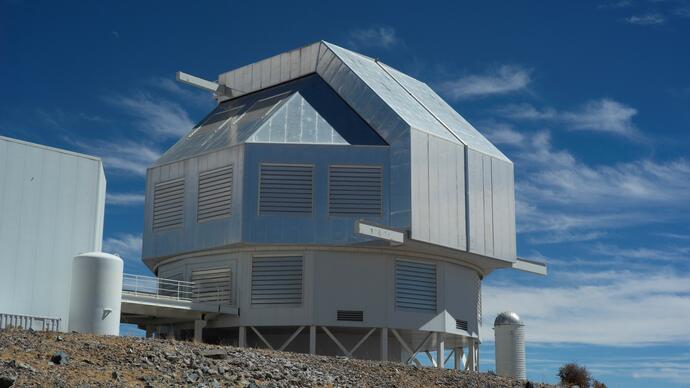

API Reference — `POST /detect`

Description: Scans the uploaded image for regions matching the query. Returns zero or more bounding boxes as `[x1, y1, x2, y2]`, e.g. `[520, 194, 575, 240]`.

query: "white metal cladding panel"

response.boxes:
[329, 165, 383, 216]
[395, 260, 437, 312]
[410, 131, 430, 242]
[410, 133, 467, 251]
[192, 267, 232, 304]
[152, 179, 185, 231]
[477, 277, 482, 327]
[251, 256, 303, 305]
[491, 159, 517, 261]
[483, 154, 494, 257]
[197, 165, 233, 222]
[259, 164, 313, 214]
[467, 149, 486, 255]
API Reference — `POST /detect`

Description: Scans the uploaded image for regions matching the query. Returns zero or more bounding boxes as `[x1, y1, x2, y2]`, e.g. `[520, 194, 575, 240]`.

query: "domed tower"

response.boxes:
[140, 41, 545, 369]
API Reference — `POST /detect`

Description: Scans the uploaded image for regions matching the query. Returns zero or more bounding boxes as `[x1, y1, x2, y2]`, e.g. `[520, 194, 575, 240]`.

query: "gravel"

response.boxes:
[0, 328, 552, 387]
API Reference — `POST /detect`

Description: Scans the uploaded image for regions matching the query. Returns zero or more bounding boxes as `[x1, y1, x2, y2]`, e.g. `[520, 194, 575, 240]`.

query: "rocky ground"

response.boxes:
[0, 329, 550, 387]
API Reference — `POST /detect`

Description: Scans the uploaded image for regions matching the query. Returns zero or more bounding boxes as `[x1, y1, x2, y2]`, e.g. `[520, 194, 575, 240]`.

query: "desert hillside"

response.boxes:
[0, 329, 545, 387]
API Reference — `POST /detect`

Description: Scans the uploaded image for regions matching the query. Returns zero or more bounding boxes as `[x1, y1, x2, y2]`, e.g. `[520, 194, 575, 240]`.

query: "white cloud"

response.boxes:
[106, 192, 145, 206]
[483, 270, 690, 345]
[483, 122, 525, 146]
[625, 13, 666, 25]
[497, 98, 639, 138]
[494, 129, 690, 242]
[348, 26, 400, 49]
[107, 92, 195, 138]
[440, 65, 531, 100]
[103, 233, 142, 261]
[71, 138, 161, 176]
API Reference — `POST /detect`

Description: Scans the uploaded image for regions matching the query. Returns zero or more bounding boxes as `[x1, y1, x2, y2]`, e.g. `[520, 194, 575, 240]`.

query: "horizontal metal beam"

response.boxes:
[176, 71, 219, 93]
[513, 257, 547, 276]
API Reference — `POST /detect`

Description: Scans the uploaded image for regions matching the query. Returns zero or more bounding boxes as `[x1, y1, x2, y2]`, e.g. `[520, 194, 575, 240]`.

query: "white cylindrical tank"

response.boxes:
[68, 252, 123, 335]
[494, 311, 526, 380]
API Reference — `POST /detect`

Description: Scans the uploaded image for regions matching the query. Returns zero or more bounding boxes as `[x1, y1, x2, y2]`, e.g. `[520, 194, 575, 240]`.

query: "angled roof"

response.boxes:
[217, 41, 510, 162]
[155, 74, 384, 165]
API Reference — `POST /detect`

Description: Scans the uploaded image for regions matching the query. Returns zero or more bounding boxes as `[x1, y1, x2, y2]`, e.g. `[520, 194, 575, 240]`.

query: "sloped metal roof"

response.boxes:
[217, 41, 510, 162]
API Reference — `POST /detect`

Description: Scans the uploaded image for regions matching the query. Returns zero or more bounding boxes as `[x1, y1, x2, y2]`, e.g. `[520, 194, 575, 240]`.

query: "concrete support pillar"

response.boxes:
[193, 320, 207, 343]
[238, 326, 246, 348]
[454, 347, 464, 370]
[380, 327, 388, 362]
[309, 326, 316, 354]
[476, 342, 480, 371]
[436, 333, 445, 368]
[145, 325, 154, 338]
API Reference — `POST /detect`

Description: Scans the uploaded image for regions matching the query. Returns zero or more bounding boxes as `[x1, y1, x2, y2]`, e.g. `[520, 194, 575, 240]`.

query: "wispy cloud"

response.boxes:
[496, 98, 639, 138]
[348, 26, 400, 49]
[106, 192, 145, 206]
[106, 92, 195, 138]
[494, 129, 690, 242]
[625, 12, 666, 25]
[597, 0, 634, 9]
[440, 65, 531, 100]
[103, 233, 151, 274]
[70, 138, 161, 176]
[483, 270, 690, 345]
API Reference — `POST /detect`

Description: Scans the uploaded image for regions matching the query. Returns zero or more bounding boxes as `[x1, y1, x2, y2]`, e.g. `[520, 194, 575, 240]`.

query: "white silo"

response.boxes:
[494, 311, 526, 380]
[68, 252, 123, 335]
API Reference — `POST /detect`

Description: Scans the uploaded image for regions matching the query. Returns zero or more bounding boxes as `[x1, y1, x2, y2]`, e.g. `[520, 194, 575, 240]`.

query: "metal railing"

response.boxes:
[122, 274, 231, 305]
[122, 274, 195, 301]
[0, 313, 61, 332]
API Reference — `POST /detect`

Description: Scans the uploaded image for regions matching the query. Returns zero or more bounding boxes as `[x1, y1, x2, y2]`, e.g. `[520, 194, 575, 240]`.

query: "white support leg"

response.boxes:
[436, 333, 445, 368]
[454, 347, 464, 370]
[193, 320, 207, 343]
[380, 327, 388, 362]
[467, 340, 476, 371]
[309, 326, 316, 355]
[238, 326, 246, 348]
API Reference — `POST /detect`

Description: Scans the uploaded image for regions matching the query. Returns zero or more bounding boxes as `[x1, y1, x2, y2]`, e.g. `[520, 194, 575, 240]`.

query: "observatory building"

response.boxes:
[0, 136, 106, 331]
[138, 41, 544, 368]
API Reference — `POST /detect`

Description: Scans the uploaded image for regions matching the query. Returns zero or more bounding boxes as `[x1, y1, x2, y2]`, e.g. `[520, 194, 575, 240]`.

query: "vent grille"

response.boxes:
[197, 166, 233, 222]
[395, 260, 437, 312]
[259, 164, 313, 214]
[337, 310, 364, 322]
[191, 267, 232, 304]
[251, 256, 303, 305]
[456, 319, 468, 331]
[329, 165, 383, 216]
[153, 179, 185, 231]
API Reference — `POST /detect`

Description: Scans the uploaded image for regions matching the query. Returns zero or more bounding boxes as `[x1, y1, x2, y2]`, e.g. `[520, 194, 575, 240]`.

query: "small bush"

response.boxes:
[557, 363, 592, 388]
[593, 380, 607, 388]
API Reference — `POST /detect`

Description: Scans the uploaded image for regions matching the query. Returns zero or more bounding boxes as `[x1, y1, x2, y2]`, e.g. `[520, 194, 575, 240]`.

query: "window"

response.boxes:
[197, 165, 233, 222]
[251, 256, 303, 305]
[329, 165, 383, 216]
[259, 164, 313, 214]
[152, 179, 184, 231]
[395, 260, 437, 312]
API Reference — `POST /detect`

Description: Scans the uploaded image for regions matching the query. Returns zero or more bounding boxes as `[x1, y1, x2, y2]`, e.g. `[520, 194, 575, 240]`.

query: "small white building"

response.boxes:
[0, 136, 106, 331]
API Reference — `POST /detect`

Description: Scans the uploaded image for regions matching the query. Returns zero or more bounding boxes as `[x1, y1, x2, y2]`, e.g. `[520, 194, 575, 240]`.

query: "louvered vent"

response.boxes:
[191, 267, 232, 304]
[251, 256, 303, 305]
[337, 310, 364, 322]
[329, 165, 383, 216]
[259, 164, 313, 214]
[395, 260, 437, 312]
[456, 319, 469, 331]
[197, 166, 233, 222]
[153, 179, 185, 231]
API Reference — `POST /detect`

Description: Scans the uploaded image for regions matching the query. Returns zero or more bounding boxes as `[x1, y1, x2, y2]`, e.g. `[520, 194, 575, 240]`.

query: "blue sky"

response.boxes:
[2, 1, 690, 386]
